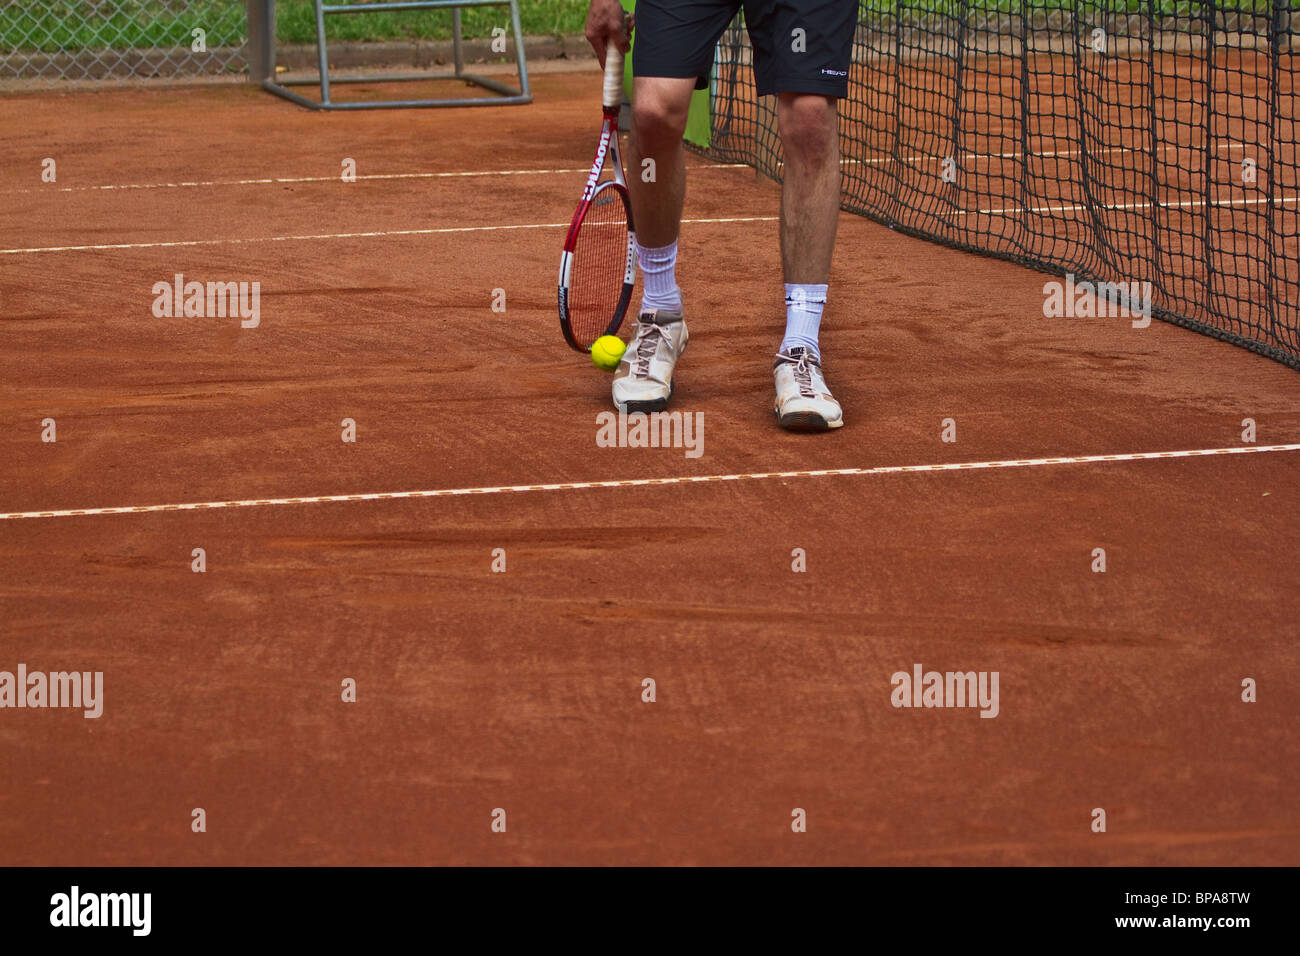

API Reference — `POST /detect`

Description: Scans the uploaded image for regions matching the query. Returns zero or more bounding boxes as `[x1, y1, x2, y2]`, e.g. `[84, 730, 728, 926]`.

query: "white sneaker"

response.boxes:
[612, 308, 689, 413]
[773, 347, 844, 431]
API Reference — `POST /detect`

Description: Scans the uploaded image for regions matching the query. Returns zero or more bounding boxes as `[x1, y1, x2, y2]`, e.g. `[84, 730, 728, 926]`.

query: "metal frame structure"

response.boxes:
[256, 0, 531, 110]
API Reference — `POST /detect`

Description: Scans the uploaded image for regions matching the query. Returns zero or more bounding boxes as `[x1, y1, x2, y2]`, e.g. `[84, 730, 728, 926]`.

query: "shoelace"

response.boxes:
[782, 350, 818, 399]
[632, 321, 669, 376]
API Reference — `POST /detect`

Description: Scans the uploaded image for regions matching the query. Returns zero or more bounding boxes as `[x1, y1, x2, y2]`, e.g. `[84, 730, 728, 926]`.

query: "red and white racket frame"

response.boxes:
[557, 46, 637, 353]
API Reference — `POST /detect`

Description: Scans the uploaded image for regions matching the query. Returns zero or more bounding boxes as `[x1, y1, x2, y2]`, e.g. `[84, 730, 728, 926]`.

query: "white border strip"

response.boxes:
[968, 193, 1300, 217]
[0, 142, 1245, 196]
[2, 163, 749, 195]
[0, 216, 778, 256]
[4, 443, 1296, 522]
[845, 140, 1248, 169]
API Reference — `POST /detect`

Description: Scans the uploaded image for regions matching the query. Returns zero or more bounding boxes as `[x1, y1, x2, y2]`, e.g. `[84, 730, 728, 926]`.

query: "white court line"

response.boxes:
[0, 216, 778, 256]
[6, 199, 1287, 253]
[2, 163, 749, 195]
[794, 140, 1247, 170]
[4, 141, 1248, 196]
[3, 443, 1296, 522]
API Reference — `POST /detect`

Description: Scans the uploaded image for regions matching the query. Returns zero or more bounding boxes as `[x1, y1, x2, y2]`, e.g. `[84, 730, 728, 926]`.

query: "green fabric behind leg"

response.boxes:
[619, 0, 711, 149]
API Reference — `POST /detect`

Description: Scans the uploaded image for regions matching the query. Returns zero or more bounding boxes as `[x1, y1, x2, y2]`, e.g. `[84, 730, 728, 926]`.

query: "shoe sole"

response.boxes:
[776, 408, 844, 431]
[616, 381, 674, 415]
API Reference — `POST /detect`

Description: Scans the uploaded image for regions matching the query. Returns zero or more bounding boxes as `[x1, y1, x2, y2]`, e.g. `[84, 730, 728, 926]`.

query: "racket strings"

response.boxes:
[568, 185, 630, 348]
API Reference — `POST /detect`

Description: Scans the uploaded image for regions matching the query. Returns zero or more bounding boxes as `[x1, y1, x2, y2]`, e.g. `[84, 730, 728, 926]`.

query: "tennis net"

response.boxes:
[698, 2, 1300, 370]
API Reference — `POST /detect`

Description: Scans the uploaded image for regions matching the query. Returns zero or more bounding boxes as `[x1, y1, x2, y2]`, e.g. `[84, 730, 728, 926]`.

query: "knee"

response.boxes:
[781, 96, 837, 168]
[632, 95, 689, 154]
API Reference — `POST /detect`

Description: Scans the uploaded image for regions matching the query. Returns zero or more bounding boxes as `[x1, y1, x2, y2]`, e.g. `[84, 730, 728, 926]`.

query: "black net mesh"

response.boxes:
[696, 1, 1300, 370]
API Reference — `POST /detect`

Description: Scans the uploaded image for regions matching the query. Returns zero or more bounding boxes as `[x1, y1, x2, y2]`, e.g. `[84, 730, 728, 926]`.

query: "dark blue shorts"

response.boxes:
[632, 0, 857, 97]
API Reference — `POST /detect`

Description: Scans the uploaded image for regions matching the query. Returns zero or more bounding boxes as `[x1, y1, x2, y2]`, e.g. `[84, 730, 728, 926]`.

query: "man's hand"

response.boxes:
[586, 0, 632, 67]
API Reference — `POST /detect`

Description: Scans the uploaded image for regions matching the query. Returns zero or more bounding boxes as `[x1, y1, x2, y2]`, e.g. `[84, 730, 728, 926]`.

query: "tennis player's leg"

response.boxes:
[770, 93, 844, 429]
[747, 0, 856, 430]
[612, 76, 696, 413]
[612, 0, 740, 413]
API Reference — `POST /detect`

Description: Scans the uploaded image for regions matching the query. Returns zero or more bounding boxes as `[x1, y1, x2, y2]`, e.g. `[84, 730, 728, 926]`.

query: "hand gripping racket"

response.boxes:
[557, 43, 636, 353]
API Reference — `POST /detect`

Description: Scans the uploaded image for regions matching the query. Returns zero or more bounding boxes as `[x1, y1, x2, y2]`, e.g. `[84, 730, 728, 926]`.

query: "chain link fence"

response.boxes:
[0, 2, 249, 84]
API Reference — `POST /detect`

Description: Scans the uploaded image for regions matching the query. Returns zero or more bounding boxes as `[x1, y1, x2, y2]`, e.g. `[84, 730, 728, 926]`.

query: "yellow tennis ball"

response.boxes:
[590, 334, 626, 372]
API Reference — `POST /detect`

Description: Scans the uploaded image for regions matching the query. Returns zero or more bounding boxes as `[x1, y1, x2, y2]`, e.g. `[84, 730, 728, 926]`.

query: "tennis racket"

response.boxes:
[557, 43, 636, 353]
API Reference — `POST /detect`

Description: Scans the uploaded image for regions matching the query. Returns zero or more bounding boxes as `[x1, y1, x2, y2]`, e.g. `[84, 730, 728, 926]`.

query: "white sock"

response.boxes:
[780, 283, 828, 358]
[637, 239, 682, 314]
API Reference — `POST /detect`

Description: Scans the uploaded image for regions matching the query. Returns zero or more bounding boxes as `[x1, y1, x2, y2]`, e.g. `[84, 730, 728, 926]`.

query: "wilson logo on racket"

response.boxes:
[582, 134, 611, 202]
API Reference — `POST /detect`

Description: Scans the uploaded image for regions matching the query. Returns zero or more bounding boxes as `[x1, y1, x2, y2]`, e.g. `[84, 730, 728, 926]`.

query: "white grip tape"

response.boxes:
[603, 46, 625, 109]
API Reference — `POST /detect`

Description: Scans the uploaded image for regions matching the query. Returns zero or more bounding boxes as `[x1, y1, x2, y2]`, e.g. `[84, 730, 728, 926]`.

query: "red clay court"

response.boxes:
[1, 58, 1298, 865]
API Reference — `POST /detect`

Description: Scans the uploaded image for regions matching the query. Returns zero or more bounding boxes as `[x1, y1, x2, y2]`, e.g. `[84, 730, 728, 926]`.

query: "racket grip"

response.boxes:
[603, 45, 625, 110]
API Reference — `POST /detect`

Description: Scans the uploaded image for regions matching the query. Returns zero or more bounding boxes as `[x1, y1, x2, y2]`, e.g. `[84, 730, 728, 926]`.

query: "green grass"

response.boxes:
[277, 0, 591, 44]
[1, 2, 245, 54]
[878, 0, 1276, 16]
[0, 1, 591, 54]
[0, 2, 1279, 55]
